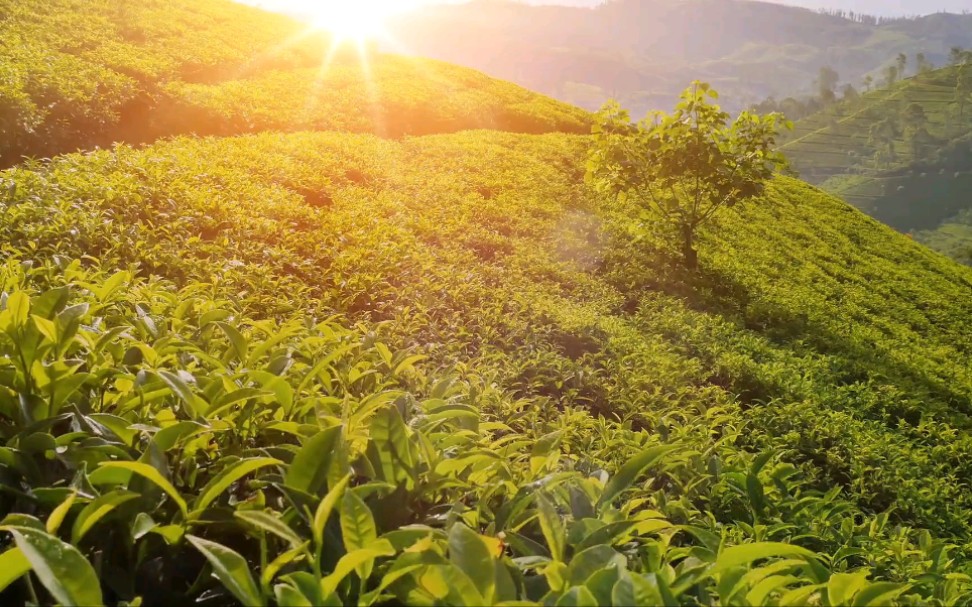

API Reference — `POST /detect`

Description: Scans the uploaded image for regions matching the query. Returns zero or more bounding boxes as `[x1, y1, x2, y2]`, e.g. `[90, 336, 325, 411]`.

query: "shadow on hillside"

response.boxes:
[695, 266, 972, 423]
[605, 245, 972, 427]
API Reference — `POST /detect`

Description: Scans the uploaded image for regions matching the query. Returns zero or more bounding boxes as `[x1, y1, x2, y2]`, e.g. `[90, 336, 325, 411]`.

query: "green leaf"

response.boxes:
[556, 586, 599, 606]
[1, 524, 104, 606]
[746, 473, 766, 515]
[567, 545, 626, 585]
[234, 510, 304, 550]
[710, 542, 819, 576]
[852, 582, 911, 607]
[72, 491, 140, 544]
[0, 548, 31, 594]
[285, 425, 342, 496]
[216, 322, 248, 361]
[262, 542, 310, 588]
[93, 461, 188, 518]
[157, 370, 209, 417]
[341, 490, 377, 552]
[449, 524, 496, 604]
[191, 457, 281, 519]
[320, 544, 396, 596]
[46, 490, 77, 534]
[187, 535, 264, 607]
[597, 445, 675, 509]
[250, 370, 294, 414]
[313, 474, 350, 550]
[7, 291, 30, 329]
[612, 571, 665, 607]
[275, 583, 315, 607]
[827, 571, 870, 607]
[32, 315, 58, 345]
[365, 405, 417, 488]
[536, 493, 566, 562]
[275, 572, 328, 607]
[151, 421, 207, 451]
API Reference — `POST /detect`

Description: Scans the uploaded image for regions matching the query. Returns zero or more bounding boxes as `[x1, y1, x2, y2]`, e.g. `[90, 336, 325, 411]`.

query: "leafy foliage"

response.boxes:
[781, 64, 972, 263]
[2, 0, 972, 605]
[588, 82, 788, 268]
[1, 129, 972, 604]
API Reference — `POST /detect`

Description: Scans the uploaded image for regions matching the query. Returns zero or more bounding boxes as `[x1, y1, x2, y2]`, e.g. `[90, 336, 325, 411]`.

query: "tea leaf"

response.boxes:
[187, 535, 264, 607]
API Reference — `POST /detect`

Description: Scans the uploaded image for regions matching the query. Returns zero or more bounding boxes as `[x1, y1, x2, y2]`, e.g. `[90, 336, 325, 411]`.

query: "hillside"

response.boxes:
[3, 0, 972, 606]
[782, 64, 972, 261]
[386, 0, 972, 115]
[0, 0, 588, 168]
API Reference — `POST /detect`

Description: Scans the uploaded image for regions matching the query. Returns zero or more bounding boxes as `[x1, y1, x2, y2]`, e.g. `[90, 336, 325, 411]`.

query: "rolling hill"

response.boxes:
[385, 0, 972, 115]
[781, 63, 972, 262]
[0, 0, 588, 168]
[2, 0, 972, 605]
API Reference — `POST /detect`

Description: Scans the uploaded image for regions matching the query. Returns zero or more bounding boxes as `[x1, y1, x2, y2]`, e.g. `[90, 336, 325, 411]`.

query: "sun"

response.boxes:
[299, 1, 421, 43]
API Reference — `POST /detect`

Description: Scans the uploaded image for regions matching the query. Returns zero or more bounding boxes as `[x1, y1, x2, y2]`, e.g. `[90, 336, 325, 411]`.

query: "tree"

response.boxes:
[950, 46, 970, 66]
[816, 66, 840, 104]
[868, 117, 899, 167]
[896, 53, 908, 77]
[884, 65, 899, 88]
[842, 83, 859, 101]
[587, 82, 789, 270]
[862, 75, 874, 93]
[903, 103, 930, 160]
[916, 53, 934, 74]
[957, 68, 972, 117]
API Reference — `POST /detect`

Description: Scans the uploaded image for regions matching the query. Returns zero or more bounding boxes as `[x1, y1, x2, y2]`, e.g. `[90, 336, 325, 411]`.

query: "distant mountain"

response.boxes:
[386, 0, 972, 115]
[522, 0, 972, 15]
[773, 1, 972, 16]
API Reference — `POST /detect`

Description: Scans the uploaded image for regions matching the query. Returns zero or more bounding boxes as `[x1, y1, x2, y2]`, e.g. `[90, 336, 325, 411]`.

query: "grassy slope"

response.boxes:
[3, 0, 972, 603]
[0, 0, 589, 167]
[6, 131, 972, 540]
[782, 65, 972, 261]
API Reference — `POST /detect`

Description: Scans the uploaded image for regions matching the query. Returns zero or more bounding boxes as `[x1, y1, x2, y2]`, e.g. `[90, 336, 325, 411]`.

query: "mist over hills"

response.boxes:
[387, 0, 972, 115]
[523, 0, 972, 15]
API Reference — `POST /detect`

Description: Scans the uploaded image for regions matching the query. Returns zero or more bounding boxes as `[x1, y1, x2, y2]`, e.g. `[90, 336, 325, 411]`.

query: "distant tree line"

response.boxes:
[752, 49, 972, 171]
[815, 8, 970, 25]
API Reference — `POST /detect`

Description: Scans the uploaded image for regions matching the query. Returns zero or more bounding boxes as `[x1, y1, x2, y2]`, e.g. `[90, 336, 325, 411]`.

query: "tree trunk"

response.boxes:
[681, 224, 698, 270]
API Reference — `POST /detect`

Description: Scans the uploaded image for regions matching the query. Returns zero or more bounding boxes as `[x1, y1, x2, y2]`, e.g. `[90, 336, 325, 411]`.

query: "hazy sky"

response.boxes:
[546, 0, 972, 14]
[244, 0, 972, 17]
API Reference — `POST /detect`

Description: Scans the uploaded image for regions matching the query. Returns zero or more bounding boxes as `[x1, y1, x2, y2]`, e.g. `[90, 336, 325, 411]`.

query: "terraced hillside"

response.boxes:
[3, 0, 972, 605]
[0, 0, 588, 167]
[781, 64, 972, 261]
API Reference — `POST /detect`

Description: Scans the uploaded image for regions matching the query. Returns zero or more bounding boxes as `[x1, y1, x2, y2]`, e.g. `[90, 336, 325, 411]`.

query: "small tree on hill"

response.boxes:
[586, 82, 789, 270]
[896, 53, 908, 77]
[903, 103, 931, 160]
[956, 69, 972, 117]
[869, 117, 899, 167]
[817, 66, 840, 104]
[884, 65, 899, 88]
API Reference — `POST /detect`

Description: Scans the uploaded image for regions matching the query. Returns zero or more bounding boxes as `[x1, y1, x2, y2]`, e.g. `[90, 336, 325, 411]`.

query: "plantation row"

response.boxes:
[782, 67, 969, 183]
[0, 0, 588, 167]
[2, 130, 972, 604]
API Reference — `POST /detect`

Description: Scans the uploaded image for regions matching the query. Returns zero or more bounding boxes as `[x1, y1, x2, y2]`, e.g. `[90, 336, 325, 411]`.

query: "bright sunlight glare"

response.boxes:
[284, 1, 427, 41]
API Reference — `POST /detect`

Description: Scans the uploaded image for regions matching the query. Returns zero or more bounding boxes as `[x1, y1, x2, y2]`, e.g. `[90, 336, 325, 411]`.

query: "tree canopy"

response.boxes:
[587, 82, 789, 269]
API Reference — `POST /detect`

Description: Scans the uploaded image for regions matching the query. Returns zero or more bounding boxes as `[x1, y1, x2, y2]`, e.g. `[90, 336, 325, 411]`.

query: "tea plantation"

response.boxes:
[2, 0, 972, 606]
[781, 64, 972, 263]
[0, 0, 588, 168]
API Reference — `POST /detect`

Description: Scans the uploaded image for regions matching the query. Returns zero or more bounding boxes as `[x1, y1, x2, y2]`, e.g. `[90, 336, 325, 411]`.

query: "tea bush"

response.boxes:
[3, 0, 972, 604]
[2, 130, 972, 604]
[0, 0, 589, 167]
